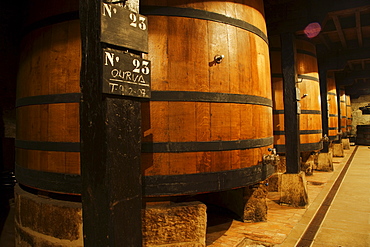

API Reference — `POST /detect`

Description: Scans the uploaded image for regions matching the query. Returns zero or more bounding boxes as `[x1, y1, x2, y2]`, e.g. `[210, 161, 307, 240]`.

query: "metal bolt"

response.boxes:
[214, 55, 224, 64]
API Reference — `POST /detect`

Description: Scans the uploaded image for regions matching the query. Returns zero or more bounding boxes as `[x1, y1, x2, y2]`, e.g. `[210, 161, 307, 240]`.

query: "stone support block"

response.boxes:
[301, 153, 317, 176]
[267, 173, 281, 192]
[14, 185, 83, 247]
[280, 172, 308, 207]
[317, 152, 334, 172]
[242, 183, 268, 223]
[142, 201, 207, 247]
[275, 155, 286, 173]
[342, 138, 350, 150]
[267, 156, 285, 192]
[332, 143, 344, 157]
[15, 185, 208, 247]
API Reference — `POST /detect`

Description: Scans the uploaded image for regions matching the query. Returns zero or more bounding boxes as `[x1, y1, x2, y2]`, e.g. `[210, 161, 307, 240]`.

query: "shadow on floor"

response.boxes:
[206, 204, 237, 246]
[0, 185, 15, 247]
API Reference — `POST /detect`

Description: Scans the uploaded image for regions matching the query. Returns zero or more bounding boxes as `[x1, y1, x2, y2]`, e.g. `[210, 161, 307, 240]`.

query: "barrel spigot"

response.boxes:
[264, 148, 279, 166]
[321, 134, 330, 143]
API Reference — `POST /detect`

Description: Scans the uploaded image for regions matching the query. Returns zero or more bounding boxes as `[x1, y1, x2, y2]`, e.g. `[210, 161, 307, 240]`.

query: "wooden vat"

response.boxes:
[16, 0, 274, 196]
[339, 89, 347, 135]
[15, 0, 81, 194]
[356, 125, 370, 145]
[271, 37, 323, 153]
[14, 2, 82, 246]
[141, 0, 274, 195]
[346, 94, 352, 135]
[327, 71, 339, 140]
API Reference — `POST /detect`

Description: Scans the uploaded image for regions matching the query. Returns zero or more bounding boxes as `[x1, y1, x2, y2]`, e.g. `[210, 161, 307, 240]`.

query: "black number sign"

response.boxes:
[101, 2, 148, 53]
[103, 48, 151, 98]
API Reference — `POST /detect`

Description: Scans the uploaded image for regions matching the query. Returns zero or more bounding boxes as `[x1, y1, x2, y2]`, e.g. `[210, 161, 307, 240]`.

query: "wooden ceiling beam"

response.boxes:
[355, 11, 363, 47]
[345, 81, 370, 94]
[338, 70, 370, 86]
[348, 61, 354, 70]
[332, 15, 347, 48]
[318, 33, 331, 50]
[327, 5, 370, 16]
[318, 47, 370, 71]
[340, 80, 367, 99]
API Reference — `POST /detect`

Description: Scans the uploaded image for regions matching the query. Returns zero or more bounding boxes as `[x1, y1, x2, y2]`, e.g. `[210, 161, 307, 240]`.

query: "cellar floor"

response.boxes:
[1, 145, 368, 246]
[207, 145, 370, 247]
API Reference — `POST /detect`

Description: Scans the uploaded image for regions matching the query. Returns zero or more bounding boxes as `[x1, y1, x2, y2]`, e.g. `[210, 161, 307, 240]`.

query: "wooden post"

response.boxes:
[316, 67, 334, 171]
[80, 0, 144, 246]
[279, 34, 308, 207]
[281, 33, 300, 174]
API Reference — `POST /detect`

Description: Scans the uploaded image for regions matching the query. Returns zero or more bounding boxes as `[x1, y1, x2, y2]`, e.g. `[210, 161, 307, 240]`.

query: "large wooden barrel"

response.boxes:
[339, 89, 347, 135]
[296, 39, 323, 151]
[356, 125, 370, 145]
[346, 94, 352, 135]
[327, 71, 339, 140]
[16, 0, 274, 196]
[15, 0, 81, 194]
[141, 0, 273, 195]
[14, 1, 83, 245]
[271, 37, 323, 153]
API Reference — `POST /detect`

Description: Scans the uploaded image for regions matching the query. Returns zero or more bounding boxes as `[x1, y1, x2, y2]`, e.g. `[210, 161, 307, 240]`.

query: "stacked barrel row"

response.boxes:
[15, 0, 359, 245]
[15, 0, 274, 245]
[270, 36, 323, 154]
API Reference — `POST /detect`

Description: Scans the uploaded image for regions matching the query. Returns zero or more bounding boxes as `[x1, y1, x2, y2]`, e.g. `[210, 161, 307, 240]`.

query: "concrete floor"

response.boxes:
[310, 145, 370, 247]
[1, 145, 369, 247]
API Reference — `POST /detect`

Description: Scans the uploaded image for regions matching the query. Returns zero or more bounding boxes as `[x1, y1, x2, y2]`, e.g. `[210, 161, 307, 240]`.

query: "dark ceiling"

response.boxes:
[264, 0, 370, 99]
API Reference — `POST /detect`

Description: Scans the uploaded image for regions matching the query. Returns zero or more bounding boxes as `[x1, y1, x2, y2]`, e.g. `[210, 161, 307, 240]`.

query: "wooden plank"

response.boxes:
[190, 4, 211, 173]
[166, 13, 197, 175]
[281, 33, 300, 174]
[142, 13, 169, 176]
[66, 20, 81, 92]
[227, 4, 240, 170]
[207, 2, 231, 172]
[327, 6, 370, 17]
[38, 104, 48, 172]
